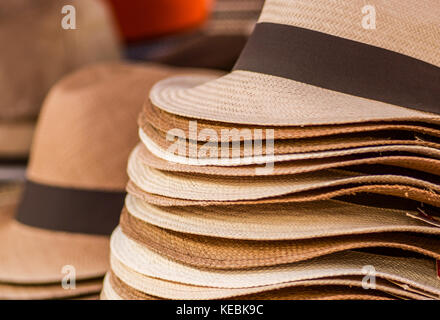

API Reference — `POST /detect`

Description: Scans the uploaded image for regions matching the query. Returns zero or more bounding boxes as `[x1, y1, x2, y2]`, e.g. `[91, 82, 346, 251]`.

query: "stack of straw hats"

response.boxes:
[103, 0, 440, 300]
[0, 0, 120, 180]
[0, 63, 185, 300]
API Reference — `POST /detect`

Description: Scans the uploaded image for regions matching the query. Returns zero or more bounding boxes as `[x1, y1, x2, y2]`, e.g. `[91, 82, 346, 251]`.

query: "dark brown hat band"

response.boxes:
[15, 181, 125, 235]
[234, 23, 440, 115]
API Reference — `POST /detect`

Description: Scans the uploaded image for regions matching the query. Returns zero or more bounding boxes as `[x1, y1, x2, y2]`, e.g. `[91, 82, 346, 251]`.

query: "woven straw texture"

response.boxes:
[128, 179, 440, 208]
[138, 143, 440, 177]
[142, 102, 440, 142]
[127, 150, 440, 203]
[150, 71, 440, 126]
[124, 195, 440, 240]
[109, 257, 434, 300]
[141, 120, 440, 158]
[149, 0, 440, 126]
[120, 209, 440, 269]
[140, 128, 440, 166]
[106, 270, 394, 300]
[110, 228, 440, 296]
[0, 0, 120, 121]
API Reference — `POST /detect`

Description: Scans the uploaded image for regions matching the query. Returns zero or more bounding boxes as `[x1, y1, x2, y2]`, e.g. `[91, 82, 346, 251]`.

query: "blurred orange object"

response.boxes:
[106, 0, 210, 42]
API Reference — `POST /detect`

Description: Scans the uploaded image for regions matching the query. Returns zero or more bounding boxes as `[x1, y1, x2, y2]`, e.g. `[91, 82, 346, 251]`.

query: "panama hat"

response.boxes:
[0, 63, 185, 289]
[0, 184, 106, 299]
[127, 178, 440, 209]
[104, 270, 397, 300]
[140, 120, 440, 159]
[137, 143, 440, 177]
[142, 102, 440, 142]
[158, 0, 264, 71]
[149, 0, 440, 126]
[110, 228, 440, 297]
[127, 149, 440, 203]
[0, 0, 120, 159]
[123, 195, 440, 240]
[120, 209, 440, 269]
[106, 265, 437, 300]
[107, 259, 436, 300]
[140, 128, 440, 167]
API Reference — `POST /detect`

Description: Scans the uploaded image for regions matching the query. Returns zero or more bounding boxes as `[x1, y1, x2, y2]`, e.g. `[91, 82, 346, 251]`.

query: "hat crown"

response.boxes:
[26, 64, 146, 192]
[258, 0, 440, 67]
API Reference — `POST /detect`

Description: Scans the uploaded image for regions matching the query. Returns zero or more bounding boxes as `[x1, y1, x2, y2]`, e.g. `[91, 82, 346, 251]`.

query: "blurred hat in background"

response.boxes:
[105, 0, 209, 42]
[0, 0, 121, 162]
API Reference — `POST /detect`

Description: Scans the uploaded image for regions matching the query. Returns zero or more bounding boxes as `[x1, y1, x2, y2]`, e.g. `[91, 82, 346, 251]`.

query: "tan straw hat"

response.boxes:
[0, 63, 183, 289]
[127, 148, 440, 204]
[142, 102, 440, 142]
[107, 257, 436, 300]
[124, 194, 440, 240]
[104, 270, 396, 300]
[110, 228, 440, 297]
[140, 128, 440, 166]
[0, 0, 121, 159]
[140, 120, 440, 158]
[149, 0, 440, 126]
[107, 259, 435, 300]
[119, 208, 440, 269]
[137, 143, 440, 177]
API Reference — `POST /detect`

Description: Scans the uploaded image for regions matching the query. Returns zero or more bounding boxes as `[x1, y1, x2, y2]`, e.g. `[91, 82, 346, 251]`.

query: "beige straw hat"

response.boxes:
[149, 0, 440, 126]
[141, 120, 440, 158]
[108, 259, 435, 300]
[138, 143, 440, 177]
[0, 0, 120, 158]
[107, 259, 437, 300]
[128, 179, 440, 208]
[110, 228, 440, 297]
[124, 195, 440, 240]
[120, 209, 440, 269]
[104, 270, 396, 300]
[127, 148, 440, 202]
[140, 128, 440, 166]
[0, 62, 182, 287]
[142, 102, 440, 142]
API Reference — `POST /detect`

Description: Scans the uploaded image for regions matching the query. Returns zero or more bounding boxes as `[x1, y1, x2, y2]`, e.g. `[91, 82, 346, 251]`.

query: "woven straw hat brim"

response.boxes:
[101, 273, 123, 300]
[106, 270, 395, 300]
[142, 102, 440, 142]
[127, 151, 440, 201]
[110, 228, 440, 296]
[109, 256, 434, 300]
[0, 204, 110, 284]
[150, 0, 440, 126]
[141, 121, 440, 158]
[140, 128, 440, 166]
[124, 194, 440, 240]
[149, 72, 440, 127]
[0, 278, 102, 300]
[120, 209, 440, 269]
[128, 180, 440, 208]
[0, 121, 34, 158]
[138, 143, 440, 177]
